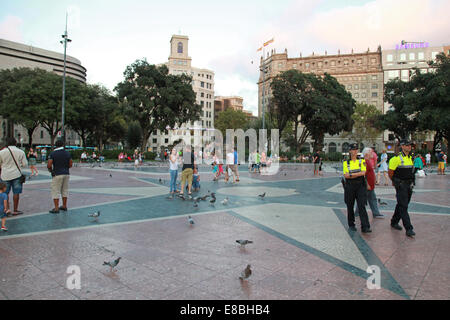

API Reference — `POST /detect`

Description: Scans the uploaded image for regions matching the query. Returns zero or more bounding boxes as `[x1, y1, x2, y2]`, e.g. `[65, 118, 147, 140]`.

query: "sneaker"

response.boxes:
[349, 226, 357, 231]
[59, 206, 68, 211]
[373, 214, 385, 219]
[361, 228, 372, 233]
[391, 223, 402, 231]
[406, 229, 416, 237]
[49, 209, 60, 214]
[1, 227, 7, 232]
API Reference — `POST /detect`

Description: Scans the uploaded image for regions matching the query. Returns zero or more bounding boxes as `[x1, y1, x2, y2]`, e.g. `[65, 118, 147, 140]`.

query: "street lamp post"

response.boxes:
[60, 13, 71, 145]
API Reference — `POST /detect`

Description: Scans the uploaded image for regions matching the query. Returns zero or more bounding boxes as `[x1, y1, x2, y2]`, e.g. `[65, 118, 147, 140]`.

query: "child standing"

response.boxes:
[212, 162, 219, 181]
[192, 167, 201, 191]
[0, 182, 10, 231]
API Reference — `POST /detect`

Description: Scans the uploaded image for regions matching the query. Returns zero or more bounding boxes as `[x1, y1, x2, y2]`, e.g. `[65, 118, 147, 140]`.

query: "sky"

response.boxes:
[1, 0, 449, 116]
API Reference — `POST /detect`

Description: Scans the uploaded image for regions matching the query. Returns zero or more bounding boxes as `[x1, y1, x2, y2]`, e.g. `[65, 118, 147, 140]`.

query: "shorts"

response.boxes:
[51, 175, 70, 199]
[181, 168, 193, 188]
[1, 211, 7, 219]
[438, 162, 445, 170]
[4, 177, 23, 195]
[29, 158, 37, 166]
[314, 163, 320, 171]
[230, 164, 239, 175]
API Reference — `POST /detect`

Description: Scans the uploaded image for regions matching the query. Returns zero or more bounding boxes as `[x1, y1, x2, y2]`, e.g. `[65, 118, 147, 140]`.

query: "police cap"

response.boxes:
[399, 139, 412, 146]
[349, 143, 359, 150]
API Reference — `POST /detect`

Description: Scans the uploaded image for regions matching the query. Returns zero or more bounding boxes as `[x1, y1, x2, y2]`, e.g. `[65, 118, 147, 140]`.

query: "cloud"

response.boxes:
[215, 74, 258, 116]
[0, 15, 23, 42]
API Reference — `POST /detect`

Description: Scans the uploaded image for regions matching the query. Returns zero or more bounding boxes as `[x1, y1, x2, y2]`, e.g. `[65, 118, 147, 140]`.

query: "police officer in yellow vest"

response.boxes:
[388, 139, 416, 237]
[343, 143, 372, 233]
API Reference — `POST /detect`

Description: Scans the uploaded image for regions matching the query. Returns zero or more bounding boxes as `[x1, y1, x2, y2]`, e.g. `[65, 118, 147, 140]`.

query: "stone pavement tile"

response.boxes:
[112, 264, 162, 286]
[120, 247, 170, 265]
[295, 282, 357, 300]
[126, 275, 186, 299]
[24, 286, 80, 300]
[176, 251, 246, 273]
[0, 291, 7, 300]
[163, 262, 219, 286]
[141, 255, 192, 275]
[232, 283, 294, 300]
[0, 261, 43, 281]
[257, 272, 315, 298]
[355, 287, 406, 300]
[67, 273, 126, 300]
[0, 272, 61, 300]
[43, 261, 101, 288]
[78, 254, 140, 274]
[414, 271, 450, 299]
[316, 267, 367, 295]
[91, 286, 149, 300]
[163, 285, 223, 300]
[275, 254, 337, 281]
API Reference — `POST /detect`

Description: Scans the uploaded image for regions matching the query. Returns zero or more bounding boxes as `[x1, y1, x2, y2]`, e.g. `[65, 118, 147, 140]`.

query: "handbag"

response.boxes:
[7, 147, 26, 184]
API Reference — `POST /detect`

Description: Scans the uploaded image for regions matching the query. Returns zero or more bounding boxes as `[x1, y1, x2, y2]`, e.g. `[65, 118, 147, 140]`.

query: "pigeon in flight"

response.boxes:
[109, 174, 112, 178]
[103, 257, 121, 272]
[178, 194, 186, 200]
[199, 194, 210, 201]
[239, 264, 252, 280]
[88, 211, 101, 222]
[378, 198, 388, 206]
[221, 197, 229, 205]
[258, 192, 266, 199]
[188, 215, 195, 225]
[236, 239, 253, 247]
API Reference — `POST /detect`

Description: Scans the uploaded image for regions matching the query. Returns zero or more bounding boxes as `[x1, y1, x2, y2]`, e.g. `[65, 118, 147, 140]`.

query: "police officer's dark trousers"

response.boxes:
[392, 180, 414, 231]
[344, 180, 370, 229]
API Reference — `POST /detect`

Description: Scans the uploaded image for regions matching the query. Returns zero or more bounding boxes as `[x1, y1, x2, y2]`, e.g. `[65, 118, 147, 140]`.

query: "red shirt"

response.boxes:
[365, 159, 375, 190]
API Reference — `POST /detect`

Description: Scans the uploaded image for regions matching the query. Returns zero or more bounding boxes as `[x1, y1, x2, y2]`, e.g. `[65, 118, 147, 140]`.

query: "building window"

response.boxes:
[387, 54, 393, 62]
[347, 85, 352, 90]
[153, 138, 157, 144]
[362, 93, 366, 98]
[293, 64, 297, 68]
[361, 84, 366, 89]
[372, 92, 378, 97]
[388, 70, 399, 78]
[318, 62, 322, 68]
[371, 75, 377, 80]
[354, 84, 359, 90]
[371, 58, 376, 64]
[354, 93, 359, 98]
[371, 83, 378, 89]
[177, 42, 183, 53]
[201, 82, 204, 88]
[165, 138, 168, 144]
[400, 53, 406, 61]
[344, 60, 349, 66]
[431, 52, 439, 60]
[40, 130, 44, 139]
[409, 53, 415, 60]
[305, 63, 310, 68]
[371, 101, 378, 107]
[401, 70, 409, 79]
[418, 52, 424, 60]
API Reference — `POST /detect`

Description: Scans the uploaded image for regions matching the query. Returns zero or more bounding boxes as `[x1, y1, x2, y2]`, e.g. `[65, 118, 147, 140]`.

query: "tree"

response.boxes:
[342, 102, 382, 146]
[126, 121, 142, 150]
[115, 59, 201, 151]
[378, 78, 417, 141]
[270, 70, 316, 153]
[214, 108, 250, 136]
[0, 68, 46, 146]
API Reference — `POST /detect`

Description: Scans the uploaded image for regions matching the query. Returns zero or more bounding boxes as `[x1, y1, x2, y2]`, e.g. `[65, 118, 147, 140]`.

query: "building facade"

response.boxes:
[214, 96, 254, 119]
[0, 38, 86, 146]
[258, 47, 384, 153]
[149, 35, 215, 152]
[382, 43, 444, 151]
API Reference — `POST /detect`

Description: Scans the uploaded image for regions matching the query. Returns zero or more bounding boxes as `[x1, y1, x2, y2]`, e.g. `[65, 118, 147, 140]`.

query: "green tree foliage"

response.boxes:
[126, 121, 142, 150]
[115, 59, 201, 151]
[270, 70, 355, 152]
[214, 108, 250, 136]
[342, 102, 382, 146]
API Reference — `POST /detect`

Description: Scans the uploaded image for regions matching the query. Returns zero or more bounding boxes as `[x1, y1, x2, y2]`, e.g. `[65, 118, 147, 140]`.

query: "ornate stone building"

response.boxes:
[258, 47, 384, 153]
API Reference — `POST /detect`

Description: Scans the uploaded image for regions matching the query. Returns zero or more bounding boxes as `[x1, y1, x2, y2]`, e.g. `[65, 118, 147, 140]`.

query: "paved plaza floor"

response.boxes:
[0, 162, 449, 300]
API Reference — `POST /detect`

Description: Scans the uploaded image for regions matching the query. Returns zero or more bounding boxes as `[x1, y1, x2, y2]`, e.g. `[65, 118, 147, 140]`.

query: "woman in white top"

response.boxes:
[376, 149, 389, 186]
[169, 148, 179, 197]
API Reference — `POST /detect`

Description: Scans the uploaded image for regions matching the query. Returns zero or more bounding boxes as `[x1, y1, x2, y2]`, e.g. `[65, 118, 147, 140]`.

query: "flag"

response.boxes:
[257, 47, 262, 52]
[263, 38, 274, 47]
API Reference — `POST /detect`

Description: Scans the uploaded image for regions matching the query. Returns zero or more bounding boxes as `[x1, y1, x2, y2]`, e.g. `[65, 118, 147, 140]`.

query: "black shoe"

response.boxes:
[349, 226, 357, 231]
[49, 209, 60, 214]
[391, 223, 402, 231]
[59, 206, 68, 211]
[361, 228, 372, 233]
[406, 229, 416, 237]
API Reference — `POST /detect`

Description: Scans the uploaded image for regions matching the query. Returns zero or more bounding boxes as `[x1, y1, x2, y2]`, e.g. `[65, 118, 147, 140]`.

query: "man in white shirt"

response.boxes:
[0, 137, 28, 215]
[225, 147, 235, 183]
[425, 153, 431, 167]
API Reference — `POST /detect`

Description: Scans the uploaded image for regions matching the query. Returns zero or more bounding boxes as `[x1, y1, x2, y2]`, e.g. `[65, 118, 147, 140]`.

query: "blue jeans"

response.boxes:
[356, 189, 380, 217]
[192, 175, 200, 190]
[4, 177, 23, 195]
[169, 169, 178, 193]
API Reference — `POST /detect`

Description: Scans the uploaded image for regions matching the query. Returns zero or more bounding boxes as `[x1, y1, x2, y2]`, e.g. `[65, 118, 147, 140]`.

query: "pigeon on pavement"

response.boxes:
[199, 194, 210, 201]
[239, 264, 252, 280]
[188, 215, 195, 225]
[88, 211, 101, 222]
[258, 192, 266, 199]
[103, 257, 121, 272]
[236, 240, 253, 247]
[109, 174, 112, 178]
[221, 197, 229, 205]
[210, 193, 216, 205]
[378, 198, 388, 206]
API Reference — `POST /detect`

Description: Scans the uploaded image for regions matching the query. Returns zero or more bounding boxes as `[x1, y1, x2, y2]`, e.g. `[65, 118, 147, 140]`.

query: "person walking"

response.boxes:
[179, 145, 195, 198]
[0, 137, 28, 215]
[233, 147, 240, 182]
[356, 148, 384, 219]
[376, 149, 389, 186]
[313, 150, 321, 176]
[437, 151, 446, 175]
[225, 147, 235, 183]
[28, 147, 39, 176]
[342, 143, 372, 233]
[425, 152, 431, 167]
[388, 139, 416, 237]
[168, 148, 179, 198]
[47, 139, 73, 213]
[41, 147, 47, 162]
